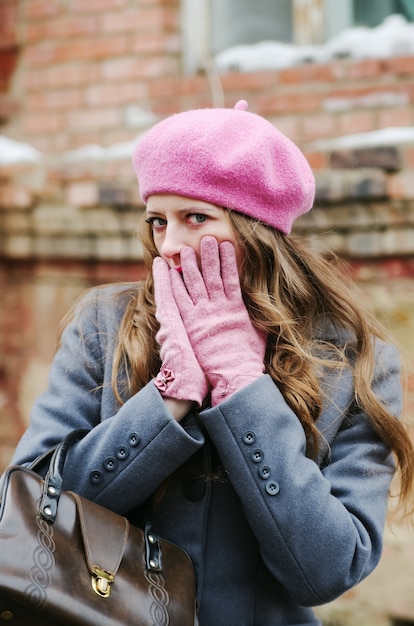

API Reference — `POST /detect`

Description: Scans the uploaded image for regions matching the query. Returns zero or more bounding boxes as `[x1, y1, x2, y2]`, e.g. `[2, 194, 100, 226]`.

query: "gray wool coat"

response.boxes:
[12, 284, 402, 626]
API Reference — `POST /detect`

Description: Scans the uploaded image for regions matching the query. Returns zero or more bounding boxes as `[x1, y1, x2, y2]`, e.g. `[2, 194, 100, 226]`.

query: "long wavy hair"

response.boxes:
[112, 210, 413, 509]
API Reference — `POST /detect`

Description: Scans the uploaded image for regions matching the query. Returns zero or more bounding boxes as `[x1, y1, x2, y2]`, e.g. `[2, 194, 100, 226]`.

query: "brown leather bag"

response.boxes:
[0, 430, 198, 625]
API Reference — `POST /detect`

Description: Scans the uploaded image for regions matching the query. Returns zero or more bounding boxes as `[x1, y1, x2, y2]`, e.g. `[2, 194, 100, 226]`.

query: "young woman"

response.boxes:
[12, 101, 413, 626]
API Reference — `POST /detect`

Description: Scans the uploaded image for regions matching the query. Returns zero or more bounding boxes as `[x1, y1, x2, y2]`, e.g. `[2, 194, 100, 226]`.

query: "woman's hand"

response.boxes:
[170, 236, 267, 405]
[152, 256, 210, 411]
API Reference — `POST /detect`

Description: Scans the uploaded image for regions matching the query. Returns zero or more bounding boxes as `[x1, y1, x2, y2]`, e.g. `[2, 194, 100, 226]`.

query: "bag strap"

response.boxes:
[35, 429, 163, 574]
[40, 428, 89, 523]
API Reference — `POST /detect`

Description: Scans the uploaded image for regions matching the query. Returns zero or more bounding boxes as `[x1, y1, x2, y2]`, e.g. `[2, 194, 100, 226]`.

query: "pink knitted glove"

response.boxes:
[152, 256, 209, 407]
[170, 237, 267, 406]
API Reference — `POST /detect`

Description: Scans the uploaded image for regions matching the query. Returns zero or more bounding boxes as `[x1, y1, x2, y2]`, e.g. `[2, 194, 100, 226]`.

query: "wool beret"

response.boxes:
[132, 100, 315, 234]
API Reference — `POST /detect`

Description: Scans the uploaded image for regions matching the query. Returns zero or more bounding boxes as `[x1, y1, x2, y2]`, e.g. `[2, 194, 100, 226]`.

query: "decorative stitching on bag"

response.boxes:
[143, 570, 170, 625]
[23, 500, 55, 609]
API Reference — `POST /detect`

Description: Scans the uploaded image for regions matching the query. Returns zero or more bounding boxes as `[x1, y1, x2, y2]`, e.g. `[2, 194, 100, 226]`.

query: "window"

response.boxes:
[210, 0, 293, 55]
[354, 0, 414, 27]
[327, 0, 414, 39]
[181, 0, 414, 75]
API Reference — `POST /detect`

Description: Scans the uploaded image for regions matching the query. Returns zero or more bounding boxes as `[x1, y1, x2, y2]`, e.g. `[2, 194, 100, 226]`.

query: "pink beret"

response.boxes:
[132, 100, 315, 234]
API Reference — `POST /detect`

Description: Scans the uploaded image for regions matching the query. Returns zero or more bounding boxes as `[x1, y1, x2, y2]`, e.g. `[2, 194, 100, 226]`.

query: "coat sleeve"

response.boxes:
[200, 340, 401, 606]
[11, 287, 205, 513]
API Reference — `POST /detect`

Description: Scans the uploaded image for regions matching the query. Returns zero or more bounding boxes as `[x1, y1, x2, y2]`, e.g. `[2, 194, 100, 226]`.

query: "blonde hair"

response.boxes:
[112, 211, 413, 508]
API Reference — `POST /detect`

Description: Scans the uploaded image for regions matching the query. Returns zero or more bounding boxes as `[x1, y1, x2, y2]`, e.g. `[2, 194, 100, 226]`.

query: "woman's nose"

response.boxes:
[158, 226, 186, 262]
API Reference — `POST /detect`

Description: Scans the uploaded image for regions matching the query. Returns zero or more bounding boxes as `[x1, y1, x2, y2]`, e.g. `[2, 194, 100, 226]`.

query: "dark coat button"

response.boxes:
[128, 432, 140, 447]
[89, 470, 103, 485]
[265, 480, 280, 496]
[183, 478, 206, 502]
[258, 465, 271, 479]
[116, 446, 130, 460]
[103, 456, 118, 472]
[250, 449, 264, 463]
[242, 431, 256, 445]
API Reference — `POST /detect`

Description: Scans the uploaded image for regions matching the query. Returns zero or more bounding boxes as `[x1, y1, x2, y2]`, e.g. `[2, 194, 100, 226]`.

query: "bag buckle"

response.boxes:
[91, 566, 115, 598]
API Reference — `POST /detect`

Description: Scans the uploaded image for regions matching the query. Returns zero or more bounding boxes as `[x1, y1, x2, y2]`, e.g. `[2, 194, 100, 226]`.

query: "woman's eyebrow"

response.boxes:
[146, 206, 219, 216]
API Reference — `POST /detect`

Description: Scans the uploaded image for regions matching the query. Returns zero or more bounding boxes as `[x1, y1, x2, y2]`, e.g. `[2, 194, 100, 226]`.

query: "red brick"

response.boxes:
[64, 37, 129, 63]
[0, 3, 19, 49]
[27, 89, 84, 110]
[175, 75, 209, 98]
[25, 36, 129, 66]
[325, 87, 410, 111]
[405, 147, 414, 169]
[347, 59, 385, 79]
[0, 184, 34, 209]
[256, 91, 323, 114]
[67, 107, 122, 130]
[377, 108, 414, 129]
[268, 116, 301, 142]
[24, 43, 57, 67]
[146, 55, 181, 78]
[47, 63, 100, 88]
[25, 16, 98, 43]
[337, 111, 376, 136]
[99, 7, 178, 33]
[386, 55, 414, 76]
[407, 83, 414, 105]
[148, 75, 209, 100]
[24, 64, 100, 92]
[326, 86, 377, 100]
[104, 128, 140, 146]
[23, 67, 47, 91]
[21, 135, 56, 152]
[157, 5, 180, 30]
[65, 181, 99, 207]
[25, 0, 61, 19]
[278, 63, 335, 85]
[220, 70, 278, 92]
[303, 150, 328, 170]
[387, 172, 414, 199]
[60, 132, 102, 151]
[85, 82, 146, 106]
[0, 93, 19, 122]
[150, 101, 185, 117]
[102, 56, 179, 81]
[101, 57, 146, 81]
[70, 0, 128, 12]
[147, 76, 183, 99]
[35, 133, 70, 153]
[131, 32, 180, 55]
[23, 112, 64, 134]
[327, 59, 349, 81]
[406, 373, 414, 392]
[22, 22, 47, 44]
[302, 113, 337, 141]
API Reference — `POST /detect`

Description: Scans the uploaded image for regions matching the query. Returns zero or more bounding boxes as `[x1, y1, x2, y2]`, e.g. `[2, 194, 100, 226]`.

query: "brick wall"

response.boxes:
[1, 0, 414, 154]
[0, 0, 19, 123]
[0, 256, 147, 468]
[3, 0, 182, 152]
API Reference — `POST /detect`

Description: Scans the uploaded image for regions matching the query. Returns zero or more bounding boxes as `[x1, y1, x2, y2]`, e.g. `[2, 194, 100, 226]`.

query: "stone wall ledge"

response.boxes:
[0, 203, 144, 260]
[1, 199, 413, 261]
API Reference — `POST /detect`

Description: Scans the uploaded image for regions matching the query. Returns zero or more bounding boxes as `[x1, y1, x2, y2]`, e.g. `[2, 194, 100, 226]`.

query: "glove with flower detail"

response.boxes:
[170, 236, 267, 406]
[152, 256, 209, 407]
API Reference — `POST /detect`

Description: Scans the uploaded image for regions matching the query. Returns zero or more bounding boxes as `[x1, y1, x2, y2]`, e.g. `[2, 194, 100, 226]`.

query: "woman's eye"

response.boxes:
[188, 213, 207, 224]
[145, 217, 166, 228]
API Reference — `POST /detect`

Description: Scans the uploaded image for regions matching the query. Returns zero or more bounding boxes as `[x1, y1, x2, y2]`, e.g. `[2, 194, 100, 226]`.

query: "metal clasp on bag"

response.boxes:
[91, 566, 115, 598]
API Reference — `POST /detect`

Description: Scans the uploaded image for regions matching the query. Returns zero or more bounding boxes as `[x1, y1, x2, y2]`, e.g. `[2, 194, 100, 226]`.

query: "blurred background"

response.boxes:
[1, 1, 414, 624]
